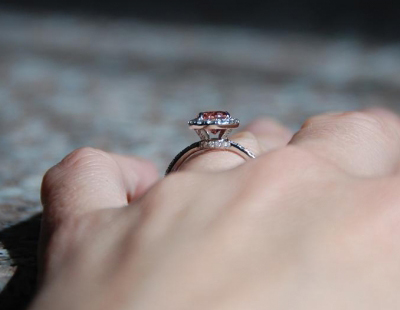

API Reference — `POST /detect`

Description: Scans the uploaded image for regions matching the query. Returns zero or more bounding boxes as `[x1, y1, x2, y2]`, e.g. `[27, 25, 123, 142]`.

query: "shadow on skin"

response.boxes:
[0, 214, 41, 310]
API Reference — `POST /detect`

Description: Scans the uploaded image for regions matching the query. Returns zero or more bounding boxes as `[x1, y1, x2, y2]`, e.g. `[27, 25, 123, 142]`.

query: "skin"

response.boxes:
[30, 108, 400, 310]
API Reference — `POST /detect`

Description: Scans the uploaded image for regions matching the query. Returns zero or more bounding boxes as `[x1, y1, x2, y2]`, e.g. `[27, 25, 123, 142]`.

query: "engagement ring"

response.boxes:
[165, 111, 256, 175]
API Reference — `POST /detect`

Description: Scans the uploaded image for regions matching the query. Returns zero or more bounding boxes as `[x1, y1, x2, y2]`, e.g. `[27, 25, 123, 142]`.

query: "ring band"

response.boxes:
[165, 111, 256, 175]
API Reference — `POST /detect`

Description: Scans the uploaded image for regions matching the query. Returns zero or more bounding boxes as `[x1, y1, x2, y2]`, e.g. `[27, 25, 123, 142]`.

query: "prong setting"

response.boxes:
[188, 111, 239, 128]
[189, 111, 240, 141]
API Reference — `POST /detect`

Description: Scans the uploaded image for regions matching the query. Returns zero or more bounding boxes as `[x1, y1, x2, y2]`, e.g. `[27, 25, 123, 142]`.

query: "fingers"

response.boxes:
[178, 118, 292, 173]
[245, 117, 293, 151]
[290, 108, 400, 177]
[39, 147, 158, 281]
[41, 147, 158, 228]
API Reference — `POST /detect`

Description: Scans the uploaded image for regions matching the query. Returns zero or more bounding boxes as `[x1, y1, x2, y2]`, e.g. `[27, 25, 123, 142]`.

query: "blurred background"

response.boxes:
[0, 1, 400, 309]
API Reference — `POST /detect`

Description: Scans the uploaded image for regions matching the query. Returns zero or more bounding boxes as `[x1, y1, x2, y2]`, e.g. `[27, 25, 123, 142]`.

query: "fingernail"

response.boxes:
[245, 117, 282, 135]
[230, 131, 257, 140]
[245, 117, 292, 139]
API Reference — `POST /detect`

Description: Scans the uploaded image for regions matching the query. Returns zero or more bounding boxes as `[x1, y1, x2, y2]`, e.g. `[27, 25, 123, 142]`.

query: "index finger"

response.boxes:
[41, 147, 158, 231]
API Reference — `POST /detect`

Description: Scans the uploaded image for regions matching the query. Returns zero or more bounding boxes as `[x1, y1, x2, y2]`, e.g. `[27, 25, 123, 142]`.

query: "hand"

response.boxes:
[31, 109, 400, 310]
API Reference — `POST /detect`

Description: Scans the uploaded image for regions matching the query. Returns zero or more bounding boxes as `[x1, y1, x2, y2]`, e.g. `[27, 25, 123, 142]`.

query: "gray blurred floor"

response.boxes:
[0, 9, 400, 308]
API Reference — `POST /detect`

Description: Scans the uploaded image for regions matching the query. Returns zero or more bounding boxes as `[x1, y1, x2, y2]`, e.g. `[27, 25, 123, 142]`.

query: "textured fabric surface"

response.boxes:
[0, 9, 400, 309]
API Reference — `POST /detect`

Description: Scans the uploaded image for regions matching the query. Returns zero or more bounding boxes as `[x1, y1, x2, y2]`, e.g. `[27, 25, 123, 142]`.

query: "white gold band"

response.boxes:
[165, 140, 255, 175]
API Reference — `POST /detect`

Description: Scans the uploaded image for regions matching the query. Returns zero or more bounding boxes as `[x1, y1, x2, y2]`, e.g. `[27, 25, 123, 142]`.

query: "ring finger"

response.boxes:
[178, 117, 292, 173]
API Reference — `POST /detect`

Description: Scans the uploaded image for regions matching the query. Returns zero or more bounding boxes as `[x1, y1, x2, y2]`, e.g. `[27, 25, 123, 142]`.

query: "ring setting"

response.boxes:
[165, 111, 256, 175]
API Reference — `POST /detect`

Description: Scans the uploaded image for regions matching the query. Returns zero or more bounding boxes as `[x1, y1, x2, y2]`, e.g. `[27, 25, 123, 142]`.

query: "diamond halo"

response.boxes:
[188, 111, 239, 128]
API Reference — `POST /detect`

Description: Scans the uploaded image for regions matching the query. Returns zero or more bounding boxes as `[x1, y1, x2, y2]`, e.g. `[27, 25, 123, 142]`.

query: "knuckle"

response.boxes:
[335, 111, 399, 144]
[59, 147, 113, 170]
[301, 114, 324, 129]
[41, 147, 115, 204]
[336, 111, 385, 130]
[300, 112, 344, 129]
[303, 111, 394, 139]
